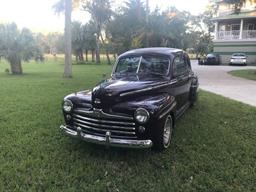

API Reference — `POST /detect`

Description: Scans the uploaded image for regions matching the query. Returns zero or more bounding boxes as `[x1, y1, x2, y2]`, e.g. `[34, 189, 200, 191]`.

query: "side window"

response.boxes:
[173, 54, 189, 77]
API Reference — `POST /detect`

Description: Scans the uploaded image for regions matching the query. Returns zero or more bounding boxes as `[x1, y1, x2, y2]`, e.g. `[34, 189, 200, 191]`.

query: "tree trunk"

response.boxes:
[80, 51, 84, 62]
[91, 49, 95, 62]
[95, 34, 101, 64]
[85, 49, 88, 62]
[8, 54, 23, 75]
[99, 32, 111, 64]
[106, 50, 111, 65]
[64, 0, 72, 78]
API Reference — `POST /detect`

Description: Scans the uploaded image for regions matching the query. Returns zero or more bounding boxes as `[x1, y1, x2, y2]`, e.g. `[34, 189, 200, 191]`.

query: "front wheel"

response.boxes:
[153, 115, 174, 151]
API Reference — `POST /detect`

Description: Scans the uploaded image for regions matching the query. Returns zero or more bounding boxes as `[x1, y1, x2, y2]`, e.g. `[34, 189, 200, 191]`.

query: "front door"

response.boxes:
[171, 53, 191, 110]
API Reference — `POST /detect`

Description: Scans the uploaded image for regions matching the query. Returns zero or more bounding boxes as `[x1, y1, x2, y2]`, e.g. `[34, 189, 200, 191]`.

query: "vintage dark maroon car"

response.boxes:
[60, 48, 199, 150]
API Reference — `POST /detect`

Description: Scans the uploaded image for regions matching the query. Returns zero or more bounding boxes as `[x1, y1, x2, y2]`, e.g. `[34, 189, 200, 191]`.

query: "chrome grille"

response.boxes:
[72, 109, 137, 139]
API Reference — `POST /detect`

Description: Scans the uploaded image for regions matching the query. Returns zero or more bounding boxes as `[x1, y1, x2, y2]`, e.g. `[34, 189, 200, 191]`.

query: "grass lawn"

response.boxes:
[0, 58, 256, 192]
[229, 69, 256, 81]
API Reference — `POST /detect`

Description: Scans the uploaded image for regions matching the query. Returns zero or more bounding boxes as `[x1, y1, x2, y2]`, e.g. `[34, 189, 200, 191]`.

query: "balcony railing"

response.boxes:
[217, 30, 240, 40]
[242, 30, 256, 39]
[217, 30, 256, 40]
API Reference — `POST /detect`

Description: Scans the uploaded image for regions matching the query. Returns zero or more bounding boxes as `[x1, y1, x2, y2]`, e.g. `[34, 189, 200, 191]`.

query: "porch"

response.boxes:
[214, 18, 256, 40]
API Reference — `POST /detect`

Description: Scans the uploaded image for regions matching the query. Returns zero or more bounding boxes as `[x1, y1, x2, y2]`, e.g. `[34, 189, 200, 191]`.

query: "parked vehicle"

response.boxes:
[204, 53, 220, 65]
[230, 53, 247, 66]
[60, 48, 199, 151]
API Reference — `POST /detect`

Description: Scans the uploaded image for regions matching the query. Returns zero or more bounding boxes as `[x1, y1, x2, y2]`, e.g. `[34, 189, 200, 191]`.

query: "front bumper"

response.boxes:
[60, 125, 153, 149]
[230, 60, 246, 64]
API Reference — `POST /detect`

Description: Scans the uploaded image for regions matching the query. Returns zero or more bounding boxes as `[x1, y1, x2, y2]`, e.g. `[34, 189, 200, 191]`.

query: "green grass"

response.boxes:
[229, 69, 256, 81]
[0, 59, 256, 191]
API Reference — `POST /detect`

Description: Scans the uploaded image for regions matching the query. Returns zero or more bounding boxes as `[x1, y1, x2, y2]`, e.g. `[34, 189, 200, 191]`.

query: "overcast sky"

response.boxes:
[0, 0, 209, 33]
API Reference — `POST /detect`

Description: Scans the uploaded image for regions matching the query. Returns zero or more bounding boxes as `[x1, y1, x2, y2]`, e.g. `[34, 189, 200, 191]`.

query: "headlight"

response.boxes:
[63, 99, 73, 112]
[243, 59, 246, 63]
[230, 59, 234, 62]
[134, 108, 150, 124]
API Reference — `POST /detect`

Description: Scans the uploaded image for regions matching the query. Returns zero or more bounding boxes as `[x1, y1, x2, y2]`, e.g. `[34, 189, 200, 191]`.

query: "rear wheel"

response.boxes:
[153, 115, 173, 151]
[189, 86, 198, 107]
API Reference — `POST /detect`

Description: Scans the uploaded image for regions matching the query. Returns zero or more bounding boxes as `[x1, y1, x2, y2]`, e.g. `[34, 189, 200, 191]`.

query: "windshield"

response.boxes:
[114, 55, 170, 76]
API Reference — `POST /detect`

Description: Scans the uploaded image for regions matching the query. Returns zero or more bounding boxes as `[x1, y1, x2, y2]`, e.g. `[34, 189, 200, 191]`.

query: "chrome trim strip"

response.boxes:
[74, 122, 136, 135]
[60, 125, 78, 137]
[84, 128, 137, 139]
[73, 118, 136, 131]
[120, 81, 177, 97]
[158, 102, 177, 120]
[74, 108, 133, 120]
[73, 114, 135, 126]
[60, 125, 152, 148]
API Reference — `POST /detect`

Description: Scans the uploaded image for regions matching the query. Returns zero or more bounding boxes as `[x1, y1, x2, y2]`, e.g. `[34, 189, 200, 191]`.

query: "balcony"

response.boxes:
[243, 30, 256, 39]
[216, 30, 256, 40]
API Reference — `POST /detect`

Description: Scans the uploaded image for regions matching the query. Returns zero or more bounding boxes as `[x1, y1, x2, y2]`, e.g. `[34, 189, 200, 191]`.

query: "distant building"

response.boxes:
[212, 0, 256, 64]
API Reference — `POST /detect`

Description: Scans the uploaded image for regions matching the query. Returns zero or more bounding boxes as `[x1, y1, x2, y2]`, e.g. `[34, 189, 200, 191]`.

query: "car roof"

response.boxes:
[207, 53, 219, 56]
[119, 47, 183, 58]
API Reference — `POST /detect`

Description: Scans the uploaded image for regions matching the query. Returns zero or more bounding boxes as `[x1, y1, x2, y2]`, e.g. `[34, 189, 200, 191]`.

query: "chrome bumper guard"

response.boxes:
[60, 125, 153, 149]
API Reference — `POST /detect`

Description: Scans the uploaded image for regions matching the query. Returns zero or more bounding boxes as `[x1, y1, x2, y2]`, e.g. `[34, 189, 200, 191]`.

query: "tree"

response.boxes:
[106, 0, 147, 54]
[71, 21, 84, 62]
[53, 0, 75, 77]
[83, 22, 97, 62]
[0, 23, 42, 74]
[107, 2, 190, 53]
[83, 0, 112, 64]
[185, 5, 215, 57]
[64, 0, 72, 77]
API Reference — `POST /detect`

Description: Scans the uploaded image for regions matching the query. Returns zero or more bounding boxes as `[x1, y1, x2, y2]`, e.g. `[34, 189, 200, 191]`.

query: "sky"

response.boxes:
[0, 0, 209, 33]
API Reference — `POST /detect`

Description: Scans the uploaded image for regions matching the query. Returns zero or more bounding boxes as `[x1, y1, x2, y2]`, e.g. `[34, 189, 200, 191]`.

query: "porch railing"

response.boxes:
[217, 30, 240, 40]
[242, 30, 256, 39]
[217, 30, 256, 40]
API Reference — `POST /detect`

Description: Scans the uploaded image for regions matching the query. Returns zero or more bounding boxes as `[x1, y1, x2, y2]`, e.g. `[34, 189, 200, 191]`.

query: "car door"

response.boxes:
[171, 52, 191, 110]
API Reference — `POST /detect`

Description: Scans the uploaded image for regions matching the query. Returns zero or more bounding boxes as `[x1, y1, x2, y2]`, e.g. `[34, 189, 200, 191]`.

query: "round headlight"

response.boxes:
[134, 108, 150, 124]
[63, 100, 73, 112]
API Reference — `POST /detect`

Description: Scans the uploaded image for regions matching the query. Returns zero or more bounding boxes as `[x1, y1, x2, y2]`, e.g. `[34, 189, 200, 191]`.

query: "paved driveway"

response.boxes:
[191, 60, 256, 107]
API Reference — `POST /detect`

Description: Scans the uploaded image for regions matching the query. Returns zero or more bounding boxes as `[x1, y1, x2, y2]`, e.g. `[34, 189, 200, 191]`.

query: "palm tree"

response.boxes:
[53, 0, 72, 78]
[64, 0, 72, 77]
[83, 0, 112, 64]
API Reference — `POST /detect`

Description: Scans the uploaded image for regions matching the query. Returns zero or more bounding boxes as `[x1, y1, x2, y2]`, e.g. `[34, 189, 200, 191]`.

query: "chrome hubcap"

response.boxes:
[163, 116, 172, 148]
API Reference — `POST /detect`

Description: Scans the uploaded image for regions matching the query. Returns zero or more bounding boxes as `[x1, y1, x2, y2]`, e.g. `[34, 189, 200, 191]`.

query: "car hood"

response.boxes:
[91, 76, 169, 109]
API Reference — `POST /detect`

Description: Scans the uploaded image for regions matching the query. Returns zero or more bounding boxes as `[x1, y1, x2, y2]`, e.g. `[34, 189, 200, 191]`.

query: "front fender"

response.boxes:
[111, 93, 177, 119]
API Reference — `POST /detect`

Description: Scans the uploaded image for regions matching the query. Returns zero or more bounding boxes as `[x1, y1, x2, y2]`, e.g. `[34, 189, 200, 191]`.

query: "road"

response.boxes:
[191, 60, 256, 107]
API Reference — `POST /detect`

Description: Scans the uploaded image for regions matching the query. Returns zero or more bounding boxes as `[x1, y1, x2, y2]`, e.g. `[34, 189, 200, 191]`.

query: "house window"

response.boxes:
[231, 24, 240, 31]
[245, 23, 256, 30]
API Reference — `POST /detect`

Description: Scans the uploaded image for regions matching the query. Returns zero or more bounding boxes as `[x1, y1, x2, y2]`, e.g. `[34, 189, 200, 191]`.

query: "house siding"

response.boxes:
[213, 41, 256, 64]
